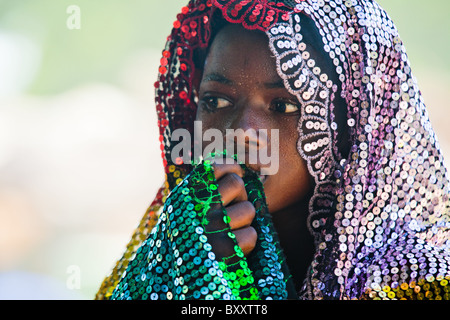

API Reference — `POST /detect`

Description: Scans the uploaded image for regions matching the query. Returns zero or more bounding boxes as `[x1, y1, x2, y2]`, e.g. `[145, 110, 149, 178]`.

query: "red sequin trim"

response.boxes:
[213, 0, 291, 31]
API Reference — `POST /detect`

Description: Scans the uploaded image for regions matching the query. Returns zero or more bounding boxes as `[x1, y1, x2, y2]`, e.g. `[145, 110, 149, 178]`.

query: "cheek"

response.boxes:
[264, 124, 313, 212]
[196, 107, 230, 131]
[276, 123, 302, 170]
[265, 155, 312, 213]
[196, 111, 224, 139]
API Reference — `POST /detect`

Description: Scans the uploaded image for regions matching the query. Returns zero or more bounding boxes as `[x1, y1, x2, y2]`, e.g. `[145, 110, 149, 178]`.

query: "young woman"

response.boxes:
[96, 0, 450, 300]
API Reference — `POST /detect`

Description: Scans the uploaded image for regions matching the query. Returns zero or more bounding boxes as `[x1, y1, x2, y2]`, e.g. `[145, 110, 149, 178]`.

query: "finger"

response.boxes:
[212, 161, 244, 181]
[217, 173, 247, 206]
[234, 226, 257, 256]
[206, 232, 235, 261]
[225, 201, 256, 230]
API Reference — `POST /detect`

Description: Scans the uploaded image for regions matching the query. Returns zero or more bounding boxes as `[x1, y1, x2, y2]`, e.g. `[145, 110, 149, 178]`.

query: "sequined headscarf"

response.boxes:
[96, 0, 450, 300]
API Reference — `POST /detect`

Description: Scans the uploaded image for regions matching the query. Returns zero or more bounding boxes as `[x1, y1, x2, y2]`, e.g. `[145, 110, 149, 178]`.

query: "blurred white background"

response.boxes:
[0, 0, 449, 299]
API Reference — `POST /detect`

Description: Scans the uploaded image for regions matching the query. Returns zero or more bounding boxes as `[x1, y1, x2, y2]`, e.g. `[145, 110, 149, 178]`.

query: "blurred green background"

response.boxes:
[0, 0, 182, 95]
[1, 0, 449, 96]
[0, 1, 448, 299]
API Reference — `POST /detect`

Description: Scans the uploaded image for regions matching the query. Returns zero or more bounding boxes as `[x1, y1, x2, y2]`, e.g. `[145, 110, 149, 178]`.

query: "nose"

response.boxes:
[226, 97, 269, 151]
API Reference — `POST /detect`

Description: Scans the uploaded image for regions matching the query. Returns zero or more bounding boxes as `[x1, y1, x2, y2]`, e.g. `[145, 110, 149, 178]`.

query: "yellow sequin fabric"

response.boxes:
[95, 186, 167, 300]
[361, 277, 450, 300]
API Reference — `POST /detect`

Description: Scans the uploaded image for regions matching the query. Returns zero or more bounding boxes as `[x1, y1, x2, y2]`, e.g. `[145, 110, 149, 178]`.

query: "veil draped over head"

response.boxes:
[96, 0, 450, 300]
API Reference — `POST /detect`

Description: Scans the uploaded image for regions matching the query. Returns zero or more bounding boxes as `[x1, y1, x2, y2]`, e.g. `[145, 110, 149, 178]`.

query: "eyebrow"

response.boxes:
[201, 72, 234, 85]
[202, 72, 286, 89]
[263, 79, 285, 89]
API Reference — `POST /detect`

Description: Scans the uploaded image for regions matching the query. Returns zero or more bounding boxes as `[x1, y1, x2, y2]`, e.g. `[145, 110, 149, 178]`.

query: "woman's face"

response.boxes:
[195, 24, 313, 214]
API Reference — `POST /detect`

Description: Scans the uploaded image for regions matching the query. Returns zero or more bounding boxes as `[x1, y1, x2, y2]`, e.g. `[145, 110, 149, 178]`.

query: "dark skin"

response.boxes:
[194, 24, 315, 290]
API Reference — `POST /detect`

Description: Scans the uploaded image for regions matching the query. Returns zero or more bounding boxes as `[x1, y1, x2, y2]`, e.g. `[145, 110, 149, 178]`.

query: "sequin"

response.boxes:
[96, 0, 450, 301]
[104, 152, 290, 300]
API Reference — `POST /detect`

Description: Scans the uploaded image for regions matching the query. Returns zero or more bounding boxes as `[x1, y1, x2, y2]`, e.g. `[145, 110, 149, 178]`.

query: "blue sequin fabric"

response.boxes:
[111, 158, 294, 300]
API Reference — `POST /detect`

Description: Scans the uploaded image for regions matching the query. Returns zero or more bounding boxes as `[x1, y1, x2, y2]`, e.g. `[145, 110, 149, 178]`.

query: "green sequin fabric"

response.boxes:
[111, 156, 294, 300]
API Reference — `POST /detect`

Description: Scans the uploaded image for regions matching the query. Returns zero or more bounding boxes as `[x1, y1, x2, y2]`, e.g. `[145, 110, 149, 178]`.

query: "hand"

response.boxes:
[204, 160, 257, 263]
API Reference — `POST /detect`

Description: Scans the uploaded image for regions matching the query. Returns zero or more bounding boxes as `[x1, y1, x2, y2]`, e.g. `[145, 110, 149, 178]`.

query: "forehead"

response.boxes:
[202, 22, 331, 86]
[204, 24, 279, 82]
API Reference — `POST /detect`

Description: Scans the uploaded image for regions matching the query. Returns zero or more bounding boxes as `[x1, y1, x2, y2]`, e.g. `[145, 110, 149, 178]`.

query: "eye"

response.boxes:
[271, 100, 299, 114]
[201, 96, 233, 112]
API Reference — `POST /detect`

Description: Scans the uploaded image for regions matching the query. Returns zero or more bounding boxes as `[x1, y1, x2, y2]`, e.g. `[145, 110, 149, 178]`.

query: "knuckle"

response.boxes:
[211, 162, 223, 172]
[241, 201, 256, 220]
[248, 226, 257, 240]
[244, 201, 256, 215]
[228, 172, 245, 191]
[234, 227, 258, 256]
[246, 227, 257, 250]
